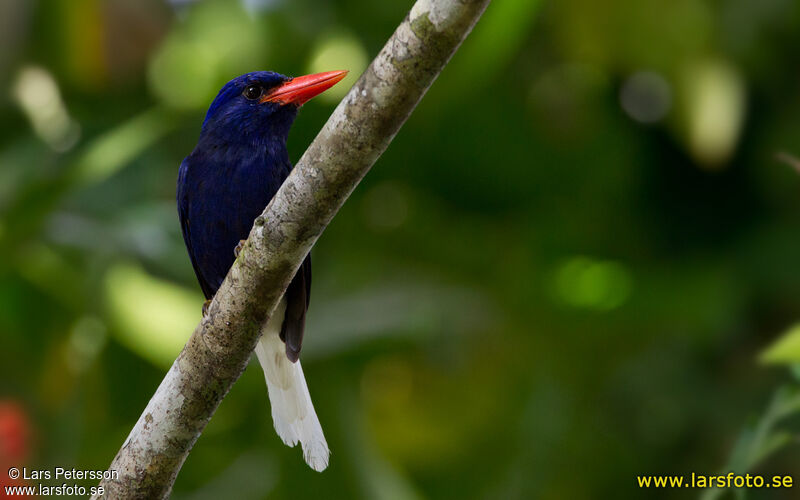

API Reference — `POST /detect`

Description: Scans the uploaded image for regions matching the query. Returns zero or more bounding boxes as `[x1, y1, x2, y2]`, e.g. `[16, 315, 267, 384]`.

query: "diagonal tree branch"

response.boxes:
[94, 0, 490, 497]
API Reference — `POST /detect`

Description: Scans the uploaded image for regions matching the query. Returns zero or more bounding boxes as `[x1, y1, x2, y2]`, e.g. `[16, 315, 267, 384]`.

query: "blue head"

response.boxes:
[201, 71, 296, 145]
[199, 70, 348, 148]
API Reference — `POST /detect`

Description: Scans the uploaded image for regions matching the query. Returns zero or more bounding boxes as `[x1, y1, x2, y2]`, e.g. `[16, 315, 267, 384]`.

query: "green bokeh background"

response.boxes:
[1, 0, 800, 498]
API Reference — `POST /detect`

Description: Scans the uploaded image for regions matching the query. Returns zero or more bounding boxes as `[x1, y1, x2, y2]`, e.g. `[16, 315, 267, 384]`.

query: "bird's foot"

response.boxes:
[234, 239, 246, 258]
[202, 299, 212, 317]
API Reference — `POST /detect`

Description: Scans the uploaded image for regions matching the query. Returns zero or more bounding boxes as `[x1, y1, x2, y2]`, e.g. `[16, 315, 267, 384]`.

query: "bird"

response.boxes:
[176, 70, 348, 472]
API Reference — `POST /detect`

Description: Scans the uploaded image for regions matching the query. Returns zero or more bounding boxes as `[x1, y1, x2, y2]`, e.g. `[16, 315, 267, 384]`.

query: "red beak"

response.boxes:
[260, 70, 349, 106]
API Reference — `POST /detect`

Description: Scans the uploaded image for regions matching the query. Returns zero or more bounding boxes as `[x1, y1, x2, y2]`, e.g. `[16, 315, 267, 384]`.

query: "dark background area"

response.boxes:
[1, 0, 800, 498]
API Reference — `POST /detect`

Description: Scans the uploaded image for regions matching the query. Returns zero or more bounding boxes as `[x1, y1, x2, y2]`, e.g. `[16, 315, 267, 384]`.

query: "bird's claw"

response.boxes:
[234, 239, 246, 258]
[202, 299, 212, 317]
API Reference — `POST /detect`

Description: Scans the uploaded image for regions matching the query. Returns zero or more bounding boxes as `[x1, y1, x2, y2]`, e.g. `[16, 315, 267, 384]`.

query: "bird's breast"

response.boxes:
[181, 147, 290, 296]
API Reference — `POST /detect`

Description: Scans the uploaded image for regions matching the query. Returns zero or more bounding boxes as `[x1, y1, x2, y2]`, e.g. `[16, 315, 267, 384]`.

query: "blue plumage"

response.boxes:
[177, 71, 307, 359]
[177, 70, 346, 470]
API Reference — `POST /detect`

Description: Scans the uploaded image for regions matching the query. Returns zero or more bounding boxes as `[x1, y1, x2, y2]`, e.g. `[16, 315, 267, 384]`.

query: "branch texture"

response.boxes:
[94, 0, 490, 497]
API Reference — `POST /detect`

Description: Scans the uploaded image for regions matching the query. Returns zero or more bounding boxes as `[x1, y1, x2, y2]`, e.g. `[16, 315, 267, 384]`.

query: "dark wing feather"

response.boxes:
[177, 158, 216, 299]
[280, 253, 312, 362]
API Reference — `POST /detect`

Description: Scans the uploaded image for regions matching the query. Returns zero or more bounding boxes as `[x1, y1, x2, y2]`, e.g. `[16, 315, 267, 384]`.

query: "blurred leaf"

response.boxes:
[306, 30, 367, 103]
[549, 256, 633, 311]
[341, 389, 422, 500]
[148, 0, 264, 110]
[16, 243, 85, 309]
[441, 0, 542, 97]
[760, 324, 800, 365]
[701, 385, 800, 500]
[304, 281, 495, 359]
[103, 261, 202, 367]
[676, 59, 746, 168]
[71, 107, 176, 186]
[11, 66, 80, 152]
[57, 0, 107, 89]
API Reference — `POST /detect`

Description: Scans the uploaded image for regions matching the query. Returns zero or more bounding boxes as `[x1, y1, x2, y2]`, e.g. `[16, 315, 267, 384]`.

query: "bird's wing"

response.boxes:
[280, 253, 311, 362]
[177, 158, 215, 299]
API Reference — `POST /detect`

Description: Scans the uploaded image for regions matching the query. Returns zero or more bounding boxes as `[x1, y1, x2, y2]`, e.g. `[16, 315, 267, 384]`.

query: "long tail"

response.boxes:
[253, 298, 330, 471]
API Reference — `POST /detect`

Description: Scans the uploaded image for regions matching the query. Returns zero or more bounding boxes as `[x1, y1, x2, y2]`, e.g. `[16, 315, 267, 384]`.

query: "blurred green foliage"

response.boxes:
[1, 0, 800, 498]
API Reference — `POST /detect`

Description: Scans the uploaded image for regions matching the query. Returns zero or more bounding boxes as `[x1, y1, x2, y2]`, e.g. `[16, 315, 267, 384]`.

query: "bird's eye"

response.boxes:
[243, 85, 263, 100]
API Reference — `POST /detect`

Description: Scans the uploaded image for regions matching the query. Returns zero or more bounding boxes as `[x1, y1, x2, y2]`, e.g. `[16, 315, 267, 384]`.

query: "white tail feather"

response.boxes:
[254, 298, 330, 471]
